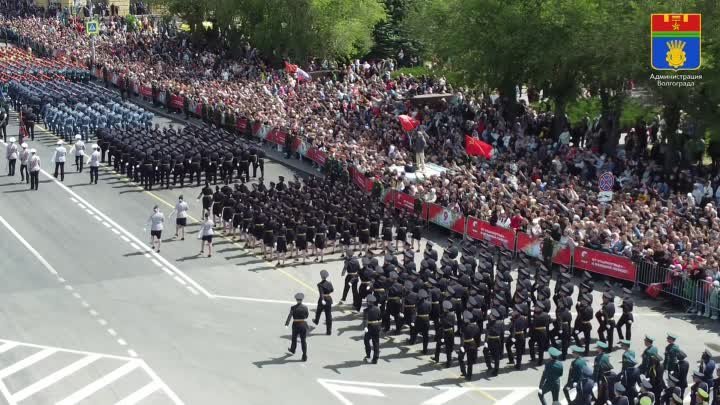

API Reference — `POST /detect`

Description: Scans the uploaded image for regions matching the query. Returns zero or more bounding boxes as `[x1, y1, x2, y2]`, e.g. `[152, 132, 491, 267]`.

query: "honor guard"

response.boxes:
[619, 352, 640, 404]
[676, 351, 690, 398]
[483, 308, 503, 376]
[285, 293, 309, 362]
[51, 140, 67, 181]
[596, 291, 616, 351]
[664, 333, 680, 374]
[639, 335, 657, 374]
[538, 347, 563, 405]
[434, 300, 456, 368]
[506, 303, 528, 369]
[457, 310, 480, 381]
[72, 135, 85, 172]
[563, 346, 587, 404]
[616, 288, 634, 340]
[362, 295, 382, 364]
[529, 303, 550, 366]
[573, 293, 593, 356]
[340, 253, 360, 309]
[409, 289, 431, 354]
[312, 270, 334, 335]
[593, 341, 614, 405]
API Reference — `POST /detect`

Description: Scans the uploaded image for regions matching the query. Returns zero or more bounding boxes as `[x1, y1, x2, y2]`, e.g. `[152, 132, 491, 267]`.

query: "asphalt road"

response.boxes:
[0, 108, 718, 405]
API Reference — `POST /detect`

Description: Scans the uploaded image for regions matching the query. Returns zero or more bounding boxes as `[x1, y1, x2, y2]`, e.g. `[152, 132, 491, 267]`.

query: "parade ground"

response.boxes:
[0, 111, 718, 405]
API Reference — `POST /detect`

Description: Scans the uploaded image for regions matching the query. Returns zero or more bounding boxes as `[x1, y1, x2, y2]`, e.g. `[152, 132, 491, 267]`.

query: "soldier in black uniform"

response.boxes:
[410, 289, 432, 354]
[172, 152, 185, 187]
[362, 294, 382, 364]
[188, 152, 202, 186]
[483, 308, 503, 376]
[573, 294, 594, 355]
[457, 310, 481, 381]
[159, 154, 171, 189]
[284, 292, 309, 362]
[552, 299, 573, 360]
[208, 150, 219, 185]
[384, 274, 404, 333]
[529, 303, 550, 366]
[340, 254, 360, 309]
[507, 303, 528, 369]
[401, 283, 418, 337]
[616, 288, 634, 341]
[434, 300, 456, 368]
[597, 291, 616, 351]
[313, 270, 334, 335]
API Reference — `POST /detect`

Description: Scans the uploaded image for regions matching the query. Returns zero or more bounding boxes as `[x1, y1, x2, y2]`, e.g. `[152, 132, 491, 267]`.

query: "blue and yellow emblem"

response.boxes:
[651, 14, 701, 70]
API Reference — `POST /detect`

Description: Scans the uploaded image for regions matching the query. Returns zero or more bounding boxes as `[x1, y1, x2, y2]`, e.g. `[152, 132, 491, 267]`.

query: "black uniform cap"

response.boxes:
[463, 310, 474, 321]
[442, 301, 453, 311]
[294, 292, 305, 301]
[367, 295, 377, 304]
[320, 270, 329, 279]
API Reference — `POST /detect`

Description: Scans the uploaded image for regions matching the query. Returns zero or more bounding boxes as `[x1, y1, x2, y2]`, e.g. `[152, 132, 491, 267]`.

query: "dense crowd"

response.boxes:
[2, 16, 720, 286]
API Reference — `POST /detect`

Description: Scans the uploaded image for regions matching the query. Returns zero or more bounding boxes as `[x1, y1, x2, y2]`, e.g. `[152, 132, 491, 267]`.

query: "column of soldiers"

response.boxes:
[268, 175, 719, 405]
[95, 126, 265, 192]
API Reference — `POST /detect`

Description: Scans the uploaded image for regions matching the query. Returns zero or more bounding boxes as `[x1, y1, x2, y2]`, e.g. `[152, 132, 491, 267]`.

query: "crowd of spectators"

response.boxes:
[2, 15, 720, 287]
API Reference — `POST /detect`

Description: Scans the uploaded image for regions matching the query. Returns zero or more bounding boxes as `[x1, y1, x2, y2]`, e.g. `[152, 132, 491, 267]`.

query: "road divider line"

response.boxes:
[11, 354, 101, 402]
[55, 361, 140, 405]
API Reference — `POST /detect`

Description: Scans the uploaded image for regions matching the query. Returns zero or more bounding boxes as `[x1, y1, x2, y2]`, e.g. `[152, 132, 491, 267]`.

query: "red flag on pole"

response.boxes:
[284, 61, 298, 74]
[465, 135, 493, 159]
[398, 115, 420, 132]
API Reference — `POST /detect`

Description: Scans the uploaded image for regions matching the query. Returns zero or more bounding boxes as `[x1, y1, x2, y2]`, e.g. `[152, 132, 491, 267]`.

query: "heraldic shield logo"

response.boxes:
[651, 14, 701, 70]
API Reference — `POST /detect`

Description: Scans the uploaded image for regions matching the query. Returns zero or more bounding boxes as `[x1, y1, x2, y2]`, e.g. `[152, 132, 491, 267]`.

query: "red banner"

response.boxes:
[291, 137, 302, 152]
[195, 103, 203, 116]
[306, 148, 327, 166]
[252, 122, 262, 137]
[236, 117, 248, 132]
[466, 217, 516, 250]
[265, 128, 287, 145]
[140, 86, 152, 98]
[170, 95, 184, 110]
[573, 247, 636, 282]
[94, 68, 103, 79]
[426, 203, 465, 234]
[350, 166, 374, 193]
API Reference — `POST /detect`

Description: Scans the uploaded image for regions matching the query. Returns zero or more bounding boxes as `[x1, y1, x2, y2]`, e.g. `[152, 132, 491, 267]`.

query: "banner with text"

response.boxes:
[466, 217, 516, 250]
[516, 233, 573, 266]
[305, 148, 327, 166]
[170, 95, 184, 110]
[573, 247, 636, 282]
[350, 166, 375, 193]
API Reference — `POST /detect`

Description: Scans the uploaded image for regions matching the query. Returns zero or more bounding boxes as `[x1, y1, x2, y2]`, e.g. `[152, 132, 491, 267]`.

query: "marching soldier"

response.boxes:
[664, 333, 680, 375]
[457, 310, 480, 381]
[409, 289, 431, 354]
[51, 139, 67, 181]
[593, 341, 613, 405]
[676, 350, 690, 398]
[340, 253, 360, 309]
[284, 292, 309, 362]
[619, 352, 640, 405]
[538, 347, 563, 405]
[596, 291, 616, 351]
[434, 301, 456, 368]
[573, 294, 593, 356]
[575, 367, 595, 405]
[613, 383, 630, 405]
[552, 299, 573, 360]
[529, 303, 550, 366]
[483, 308, 503, 376]
[563, 346, 587, 404]
[312, 270, 334, 335]
[72, 134, 85, 173]
[639, 335, 657, 374]
[506, 303, 528, 370]
[616, 288, 634, 341]
[362, 295, 382, 364]
[89, 144, 100, 184]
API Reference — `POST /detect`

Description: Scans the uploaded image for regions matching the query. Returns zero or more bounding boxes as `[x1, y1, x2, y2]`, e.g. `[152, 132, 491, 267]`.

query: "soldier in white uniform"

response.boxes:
[19, 142, 29, 184]
[71, 135, 86, 173]
[5, 137, 18, 177]
[89, 144, 101, 184]
[172, 195, 189, 240]
[51, 140, 67, 181]
[28, 148, 40, 190]
[147, 205, 165, 253]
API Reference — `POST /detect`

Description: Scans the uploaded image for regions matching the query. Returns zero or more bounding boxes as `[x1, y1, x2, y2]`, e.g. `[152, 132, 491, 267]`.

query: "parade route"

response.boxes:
[0, 111, 719, 405]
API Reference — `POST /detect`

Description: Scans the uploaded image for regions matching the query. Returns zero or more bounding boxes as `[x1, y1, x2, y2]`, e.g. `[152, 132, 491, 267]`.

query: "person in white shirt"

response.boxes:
[147, 205, 165, 252]
[6, 137, 18, 177]
[51, 140, 67, 181]
[171, 195, 189, 240]
[71, 135, 86, 173]
[199, 212, 214, 257]
[28, 148, 40, 190]
[18, 142, 29, 184]
[89, 144, 100, 184]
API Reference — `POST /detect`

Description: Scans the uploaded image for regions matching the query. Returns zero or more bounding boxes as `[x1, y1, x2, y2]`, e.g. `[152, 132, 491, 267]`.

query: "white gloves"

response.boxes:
[460, 346, 465, 353]
[364, 327, 368, 333]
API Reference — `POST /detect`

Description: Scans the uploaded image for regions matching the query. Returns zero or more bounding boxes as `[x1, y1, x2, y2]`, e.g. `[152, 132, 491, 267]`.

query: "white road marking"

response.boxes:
[32, 168, 212, 297]
[93, 215, 102, 222]
[57, 277, 65, 283]
[70, 197, 78, 203]
[127, 350, 138, 358]
[72, 292, 81, 299]
[495, 389, 537, 405]
[111, 228, 121, 235]
[107, 329, 117, 336]
[0, 348, 57, 379]
[11, 354, 100, 402]
[103, 221, 112, 228]
[65, 285, 74, 291]
[84, 208, 94, 215]
[186, 286, 198, 295]
[55, 361, 140, 405]
[143, 253, 151, 258]
[0, 217, 58, 275]
[89, 310, 98, 316]
[422, 388, 470, 405]
[98, 319, 108, 326]
[77, 203, 86, 209]
[120, 235, 131, 243]
[81, 301, 90, 308]
[0, 380, 16, 405]
[0, 342, 19, 354]
[160, 267, 173, 276]
[114, 381, 160, 405]
[138, 361, 185, 405]
[150, 259, 162, 267]
[173, 276, 187, 286]
[130, 242, 141, 250]
[117, 339, 127, 346]
[211, 294, 317, 306]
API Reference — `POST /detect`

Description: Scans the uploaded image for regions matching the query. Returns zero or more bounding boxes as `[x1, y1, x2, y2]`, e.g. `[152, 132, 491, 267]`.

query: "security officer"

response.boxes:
[483, 308, 503, 376]
[506, 303, 528, 369]
[664, 333, 680, 375]
[616, 288, 634, 341]
[457, 310, 480, 381]
[538, 347, 563, 405]
[362, 294, 382, 364]
[563, 346, 587, 404]
[284, 292, 309, 362]
[596, 291, 616, 351]
[312, 270, 334, 335]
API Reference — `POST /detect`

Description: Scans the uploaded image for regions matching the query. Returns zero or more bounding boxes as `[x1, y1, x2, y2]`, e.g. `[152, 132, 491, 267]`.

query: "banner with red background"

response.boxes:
[573, 247, 636, 281]
[516, 233, 572, 266]
[466, 217, 516, 250]
[426, 203, 465, 234]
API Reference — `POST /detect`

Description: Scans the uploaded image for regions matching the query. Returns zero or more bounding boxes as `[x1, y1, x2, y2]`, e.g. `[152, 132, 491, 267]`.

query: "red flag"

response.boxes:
[284, 61, 298, 74]
[398, 115, 420, 132]
[465, 135, 493, 159]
